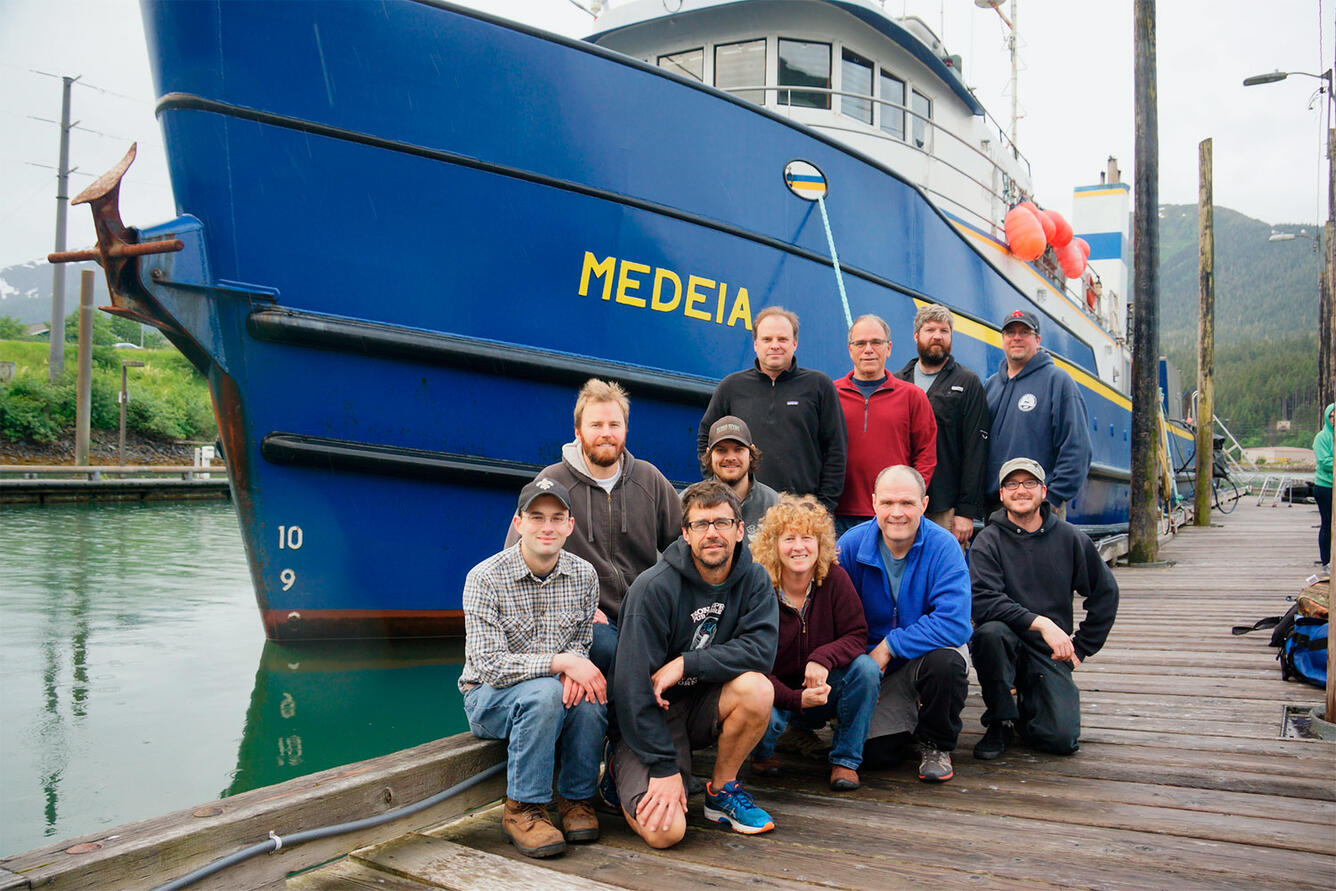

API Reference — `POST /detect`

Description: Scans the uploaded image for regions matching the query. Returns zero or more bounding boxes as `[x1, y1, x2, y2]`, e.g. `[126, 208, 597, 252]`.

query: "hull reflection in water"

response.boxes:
[225, 639, 469, 797]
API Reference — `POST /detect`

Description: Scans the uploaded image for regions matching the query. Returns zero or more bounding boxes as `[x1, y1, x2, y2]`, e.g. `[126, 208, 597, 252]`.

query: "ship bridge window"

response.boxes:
[879, 72, 905, 140]
[778, 38, 831, 109]
[911, 89, 932, 148]
[715, 39, 766, 105]
[658, 47, 704, 81]
[840, 48, 873, 124]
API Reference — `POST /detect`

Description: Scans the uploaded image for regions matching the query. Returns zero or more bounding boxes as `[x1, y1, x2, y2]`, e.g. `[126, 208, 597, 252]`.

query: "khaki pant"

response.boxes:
[927, 508, 967, 551]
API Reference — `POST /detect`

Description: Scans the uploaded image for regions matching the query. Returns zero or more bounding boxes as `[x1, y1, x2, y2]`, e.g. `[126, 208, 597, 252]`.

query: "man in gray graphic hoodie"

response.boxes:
[506, 378, 681, 672]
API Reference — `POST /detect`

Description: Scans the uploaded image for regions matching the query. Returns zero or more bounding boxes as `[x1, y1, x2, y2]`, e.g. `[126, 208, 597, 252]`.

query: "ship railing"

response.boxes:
[724, 83, 1027, 234]
[725, 83, 1108, 329]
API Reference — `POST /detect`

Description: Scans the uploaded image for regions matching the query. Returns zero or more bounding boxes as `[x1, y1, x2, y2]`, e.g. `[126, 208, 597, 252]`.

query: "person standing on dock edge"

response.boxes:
[1313, 403, 1333, 573]
[508, 378, 682, 675]
[968, 458, 1119, 760]
[460, 478, 606, 858]
[984, 310, 1092, 519]
[834, 313, 938, 536]
[701, 415, 780, 539]
[894, 303, 990, 545]
[698, 306, 847, 513]
[837, 465, 972, 783]
[605, 481, 779, 846]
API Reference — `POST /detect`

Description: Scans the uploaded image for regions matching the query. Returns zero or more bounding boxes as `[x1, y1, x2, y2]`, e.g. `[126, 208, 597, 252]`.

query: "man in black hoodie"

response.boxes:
[606, 481, 779, 848]
[968, 458, 1119, 760]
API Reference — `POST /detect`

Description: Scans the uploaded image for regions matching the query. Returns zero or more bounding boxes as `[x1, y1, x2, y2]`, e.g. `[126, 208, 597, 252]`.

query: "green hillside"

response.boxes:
[1156, 204, 1323, 447]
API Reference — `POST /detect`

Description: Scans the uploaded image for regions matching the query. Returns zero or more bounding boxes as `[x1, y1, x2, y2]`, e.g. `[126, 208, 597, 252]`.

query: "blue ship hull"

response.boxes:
[128, 0, 1138, 638]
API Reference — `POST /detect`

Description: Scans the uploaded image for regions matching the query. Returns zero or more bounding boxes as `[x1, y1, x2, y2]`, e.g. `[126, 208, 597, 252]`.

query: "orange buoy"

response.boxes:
[1056, 240, 1085, 278]
[1005, 206, 1046, 261]
[1022, 201, 1056, 242]
[1045, 209, 1073, 247]
[1073, 236, 1090, 260]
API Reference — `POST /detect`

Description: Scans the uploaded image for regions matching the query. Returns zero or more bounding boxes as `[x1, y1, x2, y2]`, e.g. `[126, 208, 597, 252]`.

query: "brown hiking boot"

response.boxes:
[502, 798, 566, 858]
[829, 765, 860, 792]
[555, 796, 600, 842]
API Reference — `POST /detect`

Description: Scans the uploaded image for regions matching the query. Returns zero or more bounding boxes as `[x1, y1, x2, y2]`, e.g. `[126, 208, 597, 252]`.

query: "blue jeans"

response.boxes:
[834, 515, 872, 539]
[752, 654, 880, 769]
[463, 676, 606, 803]
[589, 621, 618, 676]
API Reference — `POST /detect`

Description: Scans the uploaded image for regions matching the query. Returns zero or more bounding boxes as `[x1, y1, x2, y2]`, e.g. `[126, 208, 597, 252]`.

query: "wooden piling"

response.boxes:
[1194, 138, 1214, 526]
[74, 270, 94, 467]
[1129, 0, 1160, 561]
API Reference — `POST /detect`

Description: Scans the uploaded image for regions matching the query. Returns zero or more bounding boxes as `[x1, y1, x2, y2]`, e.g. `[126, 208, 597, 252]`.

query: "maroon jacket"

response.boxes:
[834, 372, 937, 517]
[766, 565, 869, 712]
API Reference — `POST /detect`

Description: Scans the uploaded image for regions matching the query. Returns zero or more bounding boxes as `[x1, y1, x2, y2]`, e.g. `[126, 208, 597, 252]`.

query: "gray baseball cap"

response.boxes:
[707, 415, 755, 450]
[998, 457, 1046, 487]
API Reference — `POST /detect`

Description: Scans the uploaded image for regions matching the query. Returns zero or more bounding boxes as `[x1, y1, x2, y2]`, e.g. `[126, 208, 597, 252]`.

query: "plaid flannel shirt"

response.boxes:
[458, 544, 599, 692]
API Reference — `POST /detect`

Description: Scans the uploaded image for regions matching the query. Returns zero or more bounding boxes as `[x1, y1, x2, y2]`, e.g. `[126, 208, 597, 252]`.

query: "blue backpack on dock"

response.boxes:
[1280, 617, 1328, 689]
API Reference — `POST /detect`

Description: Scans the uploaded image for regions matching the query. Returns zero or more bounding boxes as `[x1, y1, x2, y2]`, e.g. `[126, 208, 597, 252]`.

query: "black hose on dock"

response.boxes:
[152, 761, 505, 891]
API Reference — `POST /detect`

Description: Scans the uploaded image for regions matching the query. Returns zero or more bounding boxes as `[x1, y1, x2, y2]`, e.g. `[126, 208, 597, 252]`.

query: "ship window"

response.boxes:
[879, 72, 905, 140]
[715, 39, 766, 105]
[658, 47, 704, 82]
[778, 38, 830, 109]
[840, 48, 873, 124]
[911, 89, 932, 148]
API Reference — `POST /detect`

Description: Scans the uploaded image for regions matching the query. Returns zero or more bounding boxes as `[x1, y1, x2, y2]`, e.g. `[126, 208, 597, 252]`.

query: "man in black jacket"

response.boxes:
[606, 481, 779, 847]
[697, 306, 847, 512]
[895, 303, 990, 545]
[967, 458, 1119, 760]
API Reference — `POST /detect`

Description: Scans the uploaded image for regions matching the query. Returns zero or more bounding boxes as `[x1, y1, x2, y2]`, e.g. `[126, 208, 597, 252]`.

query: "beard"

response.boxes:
[916, 340, 949, 365]
[694, 540, 733, 570]
[712, 461, 748, 484]
[579, 434, 624, 468]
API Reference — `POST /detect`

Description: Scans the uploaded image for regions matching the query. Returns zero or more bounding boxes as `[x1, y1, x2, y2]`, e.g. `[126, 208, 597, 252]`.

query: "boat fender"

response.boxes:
[1021, 200, 1056, 242]
[1005, 206, 1046, 261]
[1045, 209, 1074, 247]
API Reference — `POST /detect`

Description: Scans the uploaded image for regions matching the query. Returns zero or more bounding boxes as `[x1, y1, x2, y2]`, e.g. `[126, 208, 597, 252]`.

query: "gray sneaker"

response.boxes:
[917, 745, 954, 782]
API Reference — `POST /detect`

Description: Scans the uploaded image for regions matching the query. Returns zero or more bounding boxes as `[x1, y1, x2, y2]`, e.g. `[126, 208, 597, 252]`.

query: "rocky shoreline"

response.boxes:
[0, 430, 207, 465]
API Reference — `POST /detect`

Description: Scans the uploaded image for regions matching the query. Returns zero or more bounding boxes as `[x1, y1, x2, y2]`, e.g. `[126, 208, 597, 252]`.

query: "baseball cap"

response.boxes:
[998, 457, 1046, 487]
[517, 477, 573, 513]
[707, 415, 755, 450]
[1001, 309, 1039, 333]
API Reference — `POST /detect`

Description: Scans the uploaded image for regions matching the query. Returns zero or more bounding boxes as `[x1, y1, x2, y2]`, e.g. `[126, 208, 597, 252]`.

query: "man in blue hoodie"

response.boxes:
[837, 465, 972, 783]
[607, 481, 779, 847]
[984, 310, 1092, 519]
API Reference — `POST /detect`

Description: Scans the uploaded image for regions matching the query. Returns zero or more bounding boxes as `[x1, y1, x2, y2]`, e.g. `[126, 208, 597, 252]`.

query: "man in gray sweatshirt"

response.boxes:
[507, 378, 681, 673]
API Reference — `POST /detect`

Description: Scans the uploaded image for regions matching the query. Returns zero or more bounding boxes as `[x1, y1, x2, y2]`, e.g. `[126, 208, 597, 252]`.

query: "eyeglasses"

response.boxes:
[523, 512, 571, 526]
[686, 517, 740, 532]
[849, 339, 888, 350]
[1001, 479, 1042, 491]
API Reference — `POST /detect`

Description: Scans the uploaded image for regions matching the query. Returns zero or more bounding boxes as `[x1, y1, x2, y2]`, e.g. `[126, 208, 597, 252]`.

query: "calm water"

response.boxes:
[0, 501, 469, 856]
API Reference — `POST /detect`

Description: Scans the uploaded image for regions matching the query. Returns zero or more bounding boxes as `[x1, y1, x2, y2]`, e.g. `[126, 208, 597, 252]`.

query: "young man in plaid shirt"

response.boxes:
[459, 478, 606, 858]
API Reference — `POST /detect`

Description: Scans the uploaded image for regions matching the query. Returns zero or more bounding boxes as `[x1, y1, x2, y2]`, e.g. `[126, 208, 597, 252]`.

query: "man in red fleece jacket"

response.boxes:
[834, 314, 937, 535]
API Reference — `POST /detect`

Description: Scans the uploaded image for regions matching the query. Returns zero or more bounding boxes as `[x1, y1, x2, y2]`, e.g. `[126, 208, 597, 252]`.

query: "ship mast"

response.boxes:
[975, 0, 1020, 150]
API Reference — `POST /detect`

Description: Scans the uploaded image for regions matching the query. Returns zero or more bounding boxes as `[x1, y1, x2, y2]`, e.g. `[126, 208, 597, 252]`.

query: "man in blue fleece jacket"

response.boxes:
[984, 310, 1092, 518]
[837, 465, 972, 783]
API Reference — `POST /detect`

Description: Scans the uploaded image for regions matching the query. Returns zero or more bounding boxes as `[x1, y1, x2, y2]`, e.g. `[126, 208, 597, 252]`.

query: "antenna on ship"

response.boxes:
[975, 0, 1020, 149]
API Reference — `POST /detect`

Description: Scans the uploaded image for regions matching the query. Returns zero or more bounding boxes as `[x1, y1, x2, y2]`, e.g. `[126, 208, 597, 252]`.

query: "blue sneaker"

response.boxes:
[597, 740, 620, 813]
[703, 780, 774, 834]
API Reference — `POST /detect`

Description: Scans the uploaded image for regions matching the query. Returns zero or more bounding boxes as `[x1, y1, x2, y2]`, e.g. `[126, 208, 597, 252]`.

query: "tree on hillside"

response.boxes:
[0, 316, 25, 340]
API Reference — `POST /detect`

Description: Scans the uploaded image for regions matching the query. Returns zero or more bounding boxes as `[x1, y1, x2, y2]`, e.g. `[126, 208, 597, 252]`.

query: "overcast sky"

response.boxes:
[0, 0, 1328, 272]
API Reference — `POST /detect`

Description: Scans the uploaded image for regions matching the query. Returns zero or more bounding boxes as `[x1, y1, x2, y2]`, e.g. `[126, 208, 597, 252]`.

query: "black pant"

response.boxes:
[1316, 485, 1331, 566]
[971, 620, 1080, 754]
[863, 647, 968, 766]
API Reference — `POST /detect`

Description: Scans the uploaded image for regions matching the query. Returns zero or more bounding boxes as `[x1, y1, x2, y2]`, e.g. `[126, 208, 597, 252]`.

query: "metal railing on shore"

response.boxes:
[0, 464, 226, 480]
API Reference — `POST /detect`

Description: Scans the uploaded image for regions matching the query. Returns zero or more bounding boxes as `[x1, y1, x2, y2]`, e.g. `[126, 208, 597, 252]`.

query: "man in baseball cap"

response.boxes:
[983, 308, 1092, 520]
[458, 477, 605, 857]
[701, 415, 779, 538]
[966, 455, 1119, 760]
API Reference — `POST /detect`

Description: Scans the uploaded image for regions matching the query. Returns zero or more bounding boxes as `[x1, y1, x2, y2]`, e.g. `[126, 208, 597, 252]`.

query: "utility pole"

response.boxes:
[1194, 138, 1214, 526]
[48, 74, 79, 383]
[1128, 0, 1159, 562]
[1324, 125, 1335, 409]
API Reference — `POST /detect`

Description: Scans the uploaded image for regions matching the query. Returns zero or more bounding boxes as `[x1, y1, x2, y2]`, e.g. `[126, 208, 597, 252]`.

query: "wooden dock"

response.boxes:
[3, 499, 1331, 889]
[0, 464, 229, 503]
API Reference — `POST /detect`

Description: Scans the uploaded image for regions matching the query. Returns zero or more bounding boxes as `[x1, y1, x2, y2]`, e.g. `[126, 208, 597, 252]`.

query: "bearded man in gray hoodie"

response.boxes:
[508, 378, 682, 673]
